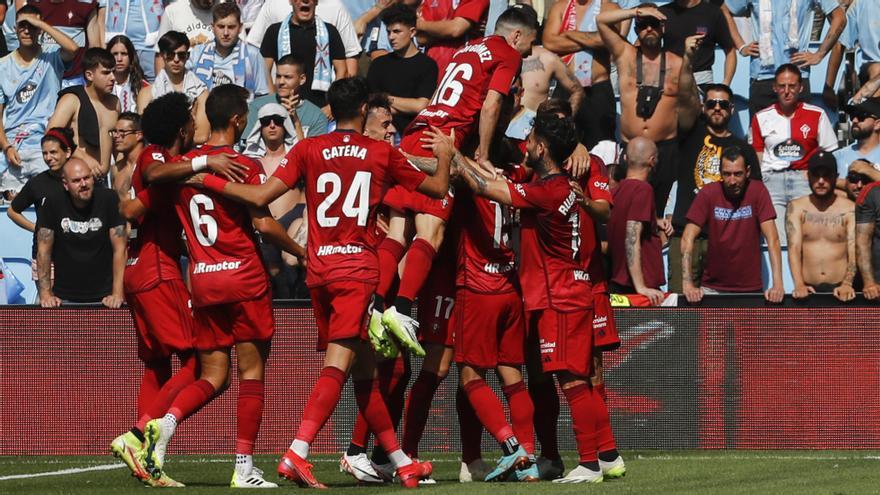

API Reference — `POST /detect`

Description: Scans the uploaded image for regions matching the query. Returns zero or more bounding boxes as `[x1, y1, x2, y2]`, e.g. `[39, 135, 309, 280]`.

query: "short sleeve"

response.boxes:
[583, 157, 613, 204]
[415, 57, 439, 99]
[260, 24, 281, 60]
[685, 187, 710, 227]
[388, 148, 427, 191]
[37, 195, 59, 232]
[302, 105, 329, 136]
[328, 25, 346, 61]
[840, 6, 858, 49]
[487, 50, 519, 96]
[724, 0, 749, 16]
[749, 115, 764, 152]
[819, 0, 840, 15]
[157, 9, 171, 38]
[105, 193, 125, 228]
[10, 180, 36, 212]
[755, 184, 776, 222]
[273, 145, 304, 188]
[856, 186, 880, 223]
[453, 0, 489, 23]
[818, 111, 839, 152]
[507, 181, 543, 210]
[627, 183, 654, 223]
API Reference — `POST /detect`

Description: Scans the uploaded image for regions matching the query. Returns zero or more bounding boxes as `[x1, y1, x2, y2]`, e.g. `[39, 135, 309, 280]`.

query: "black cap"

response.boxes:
[845, 97, 880, 118]
[807, 151, 837, 175]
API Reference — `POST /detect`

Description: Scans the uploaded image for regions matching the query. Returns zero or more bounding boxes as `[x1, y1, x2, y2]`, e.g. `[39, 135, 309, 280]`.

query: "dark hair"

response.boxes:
[533, 113, 578, 165]
[367, 93, 392, 115]
[212, 1, 241, 23]
[158, 31, 190, 55]
[703, 83, 733, 100]
[16, 5, 41, 18]
[107, 35, 145, 99]
[41, 127, 76, 153]
[494, 7, 538, 35]
[537, 98, 573, 118]
[774, 63, 803, 83]
[142, 92, 191, 147]
[277, 54, 306, 72]
[118, 112, 142, 130]
[83, 47, 115, 72]
[205, 84, 249, 131]
[328, 77, 369, 121]
[381, 3, 417, 28]
[721, 145, 747, 169]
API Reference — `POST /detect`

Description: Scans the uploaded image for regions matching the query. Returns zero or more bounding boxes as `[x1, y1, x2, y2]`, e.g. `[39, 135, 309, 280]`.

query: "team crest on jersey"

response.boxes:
[343, 134, 351, 143]
[799, 124, 811, 139]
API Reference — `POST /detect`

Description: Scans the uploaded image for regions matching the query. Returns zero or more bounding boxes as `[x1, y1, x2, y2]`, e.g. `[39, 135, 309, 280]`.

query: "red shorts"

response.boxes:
[311, 281, 376, 351]
[383, 186, 455, 222]
[592, 293, 621, 351]
[127, 279, 195, 361]
[453, 288, 526, 369]
[528, 308, 594, 377]
[416, 261, 456, 347]
[192, 292, 274, 350]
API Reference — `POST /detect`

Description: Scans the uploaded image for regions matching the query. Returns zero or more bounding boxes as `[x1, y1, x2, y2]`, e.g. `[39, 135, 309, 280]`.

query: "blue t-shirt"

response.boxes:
[725, 0, 840, 80]
[188, 41, 269, 98]
[833, 142, 880, 177]
[0, 46, 66, 158]
[2, 6, 17, 53]
[840, 0, 880, 64]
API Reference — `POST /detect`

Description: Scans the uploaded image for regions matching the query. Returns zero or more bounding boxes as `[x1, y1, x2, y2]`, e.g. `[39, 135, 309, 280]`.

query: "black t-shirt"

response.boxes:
[660, 0, 733, 73]
[10, 170, 66, 257]
[38, 188, 124, 302]
[673, 119, 762, 233]
[260, 20, 346, 107]
[366, 51, 438, 132]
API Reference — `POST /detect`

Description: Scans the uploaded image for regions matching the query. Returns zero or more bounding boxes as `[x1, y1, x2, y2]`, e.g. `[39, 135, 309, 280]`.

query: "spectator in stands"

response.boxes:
[363, 92, 396, 144]
[682, 146, 783, 303]
[260, 0, 348, 108]
[240, 0, 266, 30]
[597, 4, 702, 214]
[246, 0, 362, 78]
[417, 0, 490, 72]
[824, 0, 878, 105]
[660, 0, 736, 90]
[241, 101, 302, 157]
[833, 98, 880, 185]
[36, 158, 126, 308]
[366, 4, 438, 137]
[107, 35, 146, 113]
[855, 169, 880, 300]
[109, 112, 144, 200]
[7, 128, 74, 284]
[138, 31, 210, 144]
[608, 137, 668, 304]
[786, 152, 856, 301]
[670, 83, 761, 292]
[189, 3, 269, 100]
[751, 63, 838, 245]
[724, 0, 845, 116]
[844, 162, 871, 201]
[98, 0, 164, 82]
[28, 0, 100, 87]
[0, 6, 78, 200]
[158, 0, 215, 48]
[48, 48, 120, 183]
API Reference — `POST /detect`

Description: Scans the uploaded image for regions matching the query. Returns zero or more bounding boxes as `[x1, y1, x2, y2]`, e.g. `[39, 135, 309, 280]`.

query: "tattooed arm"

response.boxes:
[550, 54, 586, 114]
[835, 210, 857, 302]
[681, 222, 704, 303]
[856, 222, 879, 299]
[37, 227, 60, 308]
[626, 220, 664, 305]
[785, 202, 811, 299]
[103, 224, 127, 309]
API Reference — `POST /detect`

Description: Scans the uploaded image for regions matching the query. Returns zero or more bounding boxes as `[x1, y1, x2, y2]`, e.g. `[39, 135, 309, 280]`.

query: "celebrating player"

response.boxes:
[197, 77, 453, 489]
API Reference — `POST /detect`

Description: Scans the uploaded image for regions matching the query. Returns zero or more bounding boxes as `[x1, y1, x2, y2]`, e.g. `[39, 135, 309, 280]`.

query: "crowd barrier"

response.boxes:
[1, 298, 879, 455]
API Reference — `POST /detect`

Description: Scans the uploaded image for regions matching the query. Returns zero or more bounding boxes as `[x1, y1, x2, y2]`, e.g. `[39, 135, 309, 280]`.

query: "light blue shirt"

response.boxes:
[725, 0, 840, 80]
[0, 46, 66, 160]
[3, 6, 17, 53]
[840, 0, 880, 64]
[833, 142, 880, 177]
[188, 41, 269, 98]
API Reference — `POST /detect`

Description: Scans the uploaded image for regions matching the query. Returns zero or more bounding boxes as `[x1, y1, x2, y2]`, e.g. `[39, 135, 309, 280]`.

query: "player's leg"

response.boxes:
[552, 371, 603, 484]
[137, 359, 172, 418]
[526, 343, 563, 480]
[591, 353, 625, 479]
[369, 210, 411, 357]
[403, 343, 453, 459]
[456, 385, 488, 482]
[230, 339, 276, 488]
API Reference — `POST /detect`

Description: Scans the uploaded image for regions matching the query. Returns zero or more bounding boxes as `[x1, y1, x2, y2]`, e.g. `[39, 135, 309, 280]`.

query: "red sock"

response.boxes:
[236, 379, 264, 455]
[562, 384, 598, 463]
[503, 381, 535, 455]
[377, 238, 406, 302]
[403, 371, 443, 457]
[462, 379, 515, 446]
[136, 353, 198, 431]
[456, 387, 483, 464]
[594, 385, 617, 454]
[167, 379, 217, 422]
[595, 382, 607, 402]
[528, 378, 560, 460]
[353, 379, 401, 454]
[349, 414, 370, 449]
[295, 366, 347, 443]
[397, 238, 436, 301]
[378, 356, 410, 427]
[137, 359, 172, 418]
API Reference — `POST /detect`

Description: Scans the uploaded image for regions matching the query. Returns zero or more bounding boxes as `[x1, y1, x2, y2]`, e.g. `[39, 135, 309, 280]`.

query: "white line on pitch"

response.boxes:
[0, 463, 125, 481]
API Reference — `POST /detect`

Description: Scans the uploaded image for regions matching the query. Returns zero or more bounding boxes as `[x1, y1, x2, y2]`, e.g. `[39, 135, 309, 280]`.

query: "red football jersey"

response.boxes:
[455, 185, 517, 294]
[273, 130, 427, 287]
[422, 0, 490, 75]
[138, 145, 269, 307]
[578, 155, 614, 295]
[124, 145, 184, 293]
[408, 35, 521, 143]
[508, 173, 592, 312]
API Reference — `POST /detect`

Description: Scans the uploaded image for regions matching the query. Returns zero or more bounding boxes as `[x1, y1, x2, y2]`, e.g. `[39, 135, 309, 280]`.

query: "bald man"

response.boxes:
[36, 158, 127, 307]
[607, 137, 672, 304]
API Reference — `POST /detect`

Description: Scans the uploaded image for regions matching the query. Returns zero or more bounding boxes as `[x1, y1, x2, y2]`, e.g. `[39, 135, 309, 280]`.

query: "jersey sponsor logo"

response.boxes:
[126, 256, 139, 266]
[593, 179, 610, 191]
[539, 338, 556, 354]
[192, 260, 243, 274]
[212, 71, 233, 87]
[593, 314, 608, 328]
[16, 82, 37, 104]
[773, 139, 804, 162]
[514, 183, 527, 197]
[713, 205, 753, 221]
[558, 191, 577, 216]
[482, 261, 514, 274]
[152, 152, 166, 162]
[315, 243, 364, 256]
[418, 108, 450, 119]
[454, 42, 493, 63]
[60, 217, 103, 234]
[573, 269, 590, 281]
[321, 145, 367, 160]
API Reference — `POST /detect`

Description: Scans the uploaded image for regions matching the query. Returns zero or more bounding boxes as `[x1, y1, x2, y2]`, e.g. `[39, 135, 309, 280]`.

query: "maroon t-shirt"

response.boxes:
[685, 180, 776, 292]
[608, 179, 665, 290]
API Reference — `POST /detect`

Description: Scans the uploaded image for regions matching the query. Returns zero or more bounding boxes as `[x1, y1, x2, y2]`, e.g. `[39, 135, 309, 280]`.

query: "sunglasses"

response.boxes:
[851, 111, 877, 121]
[164, 50, 189, 61]
[635, 18, 663, 31]
[704, 99, 731, 110]
[260, 115, 285, 127]
[847, 173, 870, 183]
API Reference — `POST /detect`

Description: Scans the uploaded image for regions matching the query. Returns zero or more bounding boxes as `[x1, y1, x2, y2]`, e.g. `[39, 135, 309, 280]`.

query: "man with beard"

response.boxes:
[670, 83, 761, 292]
[834, 99, 880, 191]
[681, 146, 783, 303]
[786, 152, 856, 302]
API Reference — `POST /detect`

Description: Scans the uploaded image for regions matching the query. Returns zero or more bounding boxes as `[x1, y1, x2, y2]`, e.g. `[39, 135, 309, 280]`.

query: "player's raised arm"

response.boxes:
[145, 153, 250, 184]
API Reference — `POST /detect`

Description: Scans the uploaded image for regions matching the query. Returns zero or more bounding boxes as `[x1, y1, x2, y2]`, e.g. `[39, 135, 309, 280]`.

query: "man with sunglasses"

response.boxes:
[833, 98, 880, 191]
[670, 83, 760, 292]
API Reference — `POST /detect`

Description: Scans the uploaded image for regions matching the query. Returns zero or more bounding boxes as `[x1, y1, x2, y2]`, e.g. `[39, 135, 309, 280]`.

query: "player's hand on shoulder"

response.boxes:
[764, 285, 784, 304]
[565, 143, 590, 179]
[833, 284, 855, 302]
[102, 294, 125, 309]
[792, 285, 815, 299]
[208, 153, 249, 183]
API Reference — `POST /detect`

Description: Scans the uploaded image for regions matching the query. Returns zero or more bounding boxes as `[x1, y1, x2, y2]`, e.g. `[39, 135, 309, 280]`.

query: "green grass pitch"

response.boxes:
[2, 451, 879, 494]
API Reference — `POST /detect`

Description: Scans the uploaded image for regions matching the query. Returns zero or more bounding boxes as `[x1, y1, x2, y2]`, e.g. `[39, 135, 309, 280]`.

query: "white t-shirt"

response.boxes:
[246, 0, 361, 57]
[157, 2, 214, 46]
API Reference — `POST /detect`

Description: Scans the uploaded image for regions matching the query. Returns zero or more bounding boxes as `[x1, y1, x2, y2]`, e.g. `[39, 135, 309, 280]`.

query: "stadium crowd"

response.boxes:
[1, 0, 880, 489]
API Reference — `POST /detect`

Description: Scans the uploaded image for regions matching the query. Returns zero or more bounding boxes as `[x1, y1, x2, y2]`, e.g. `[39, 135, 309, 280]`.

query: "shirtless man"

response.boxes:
[786, 152, 856, 302]
[597, 3, 701, 213]
[543, 0, 621, 148]
[48, 47, 120, 180]
[110, 112, 144, 201]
